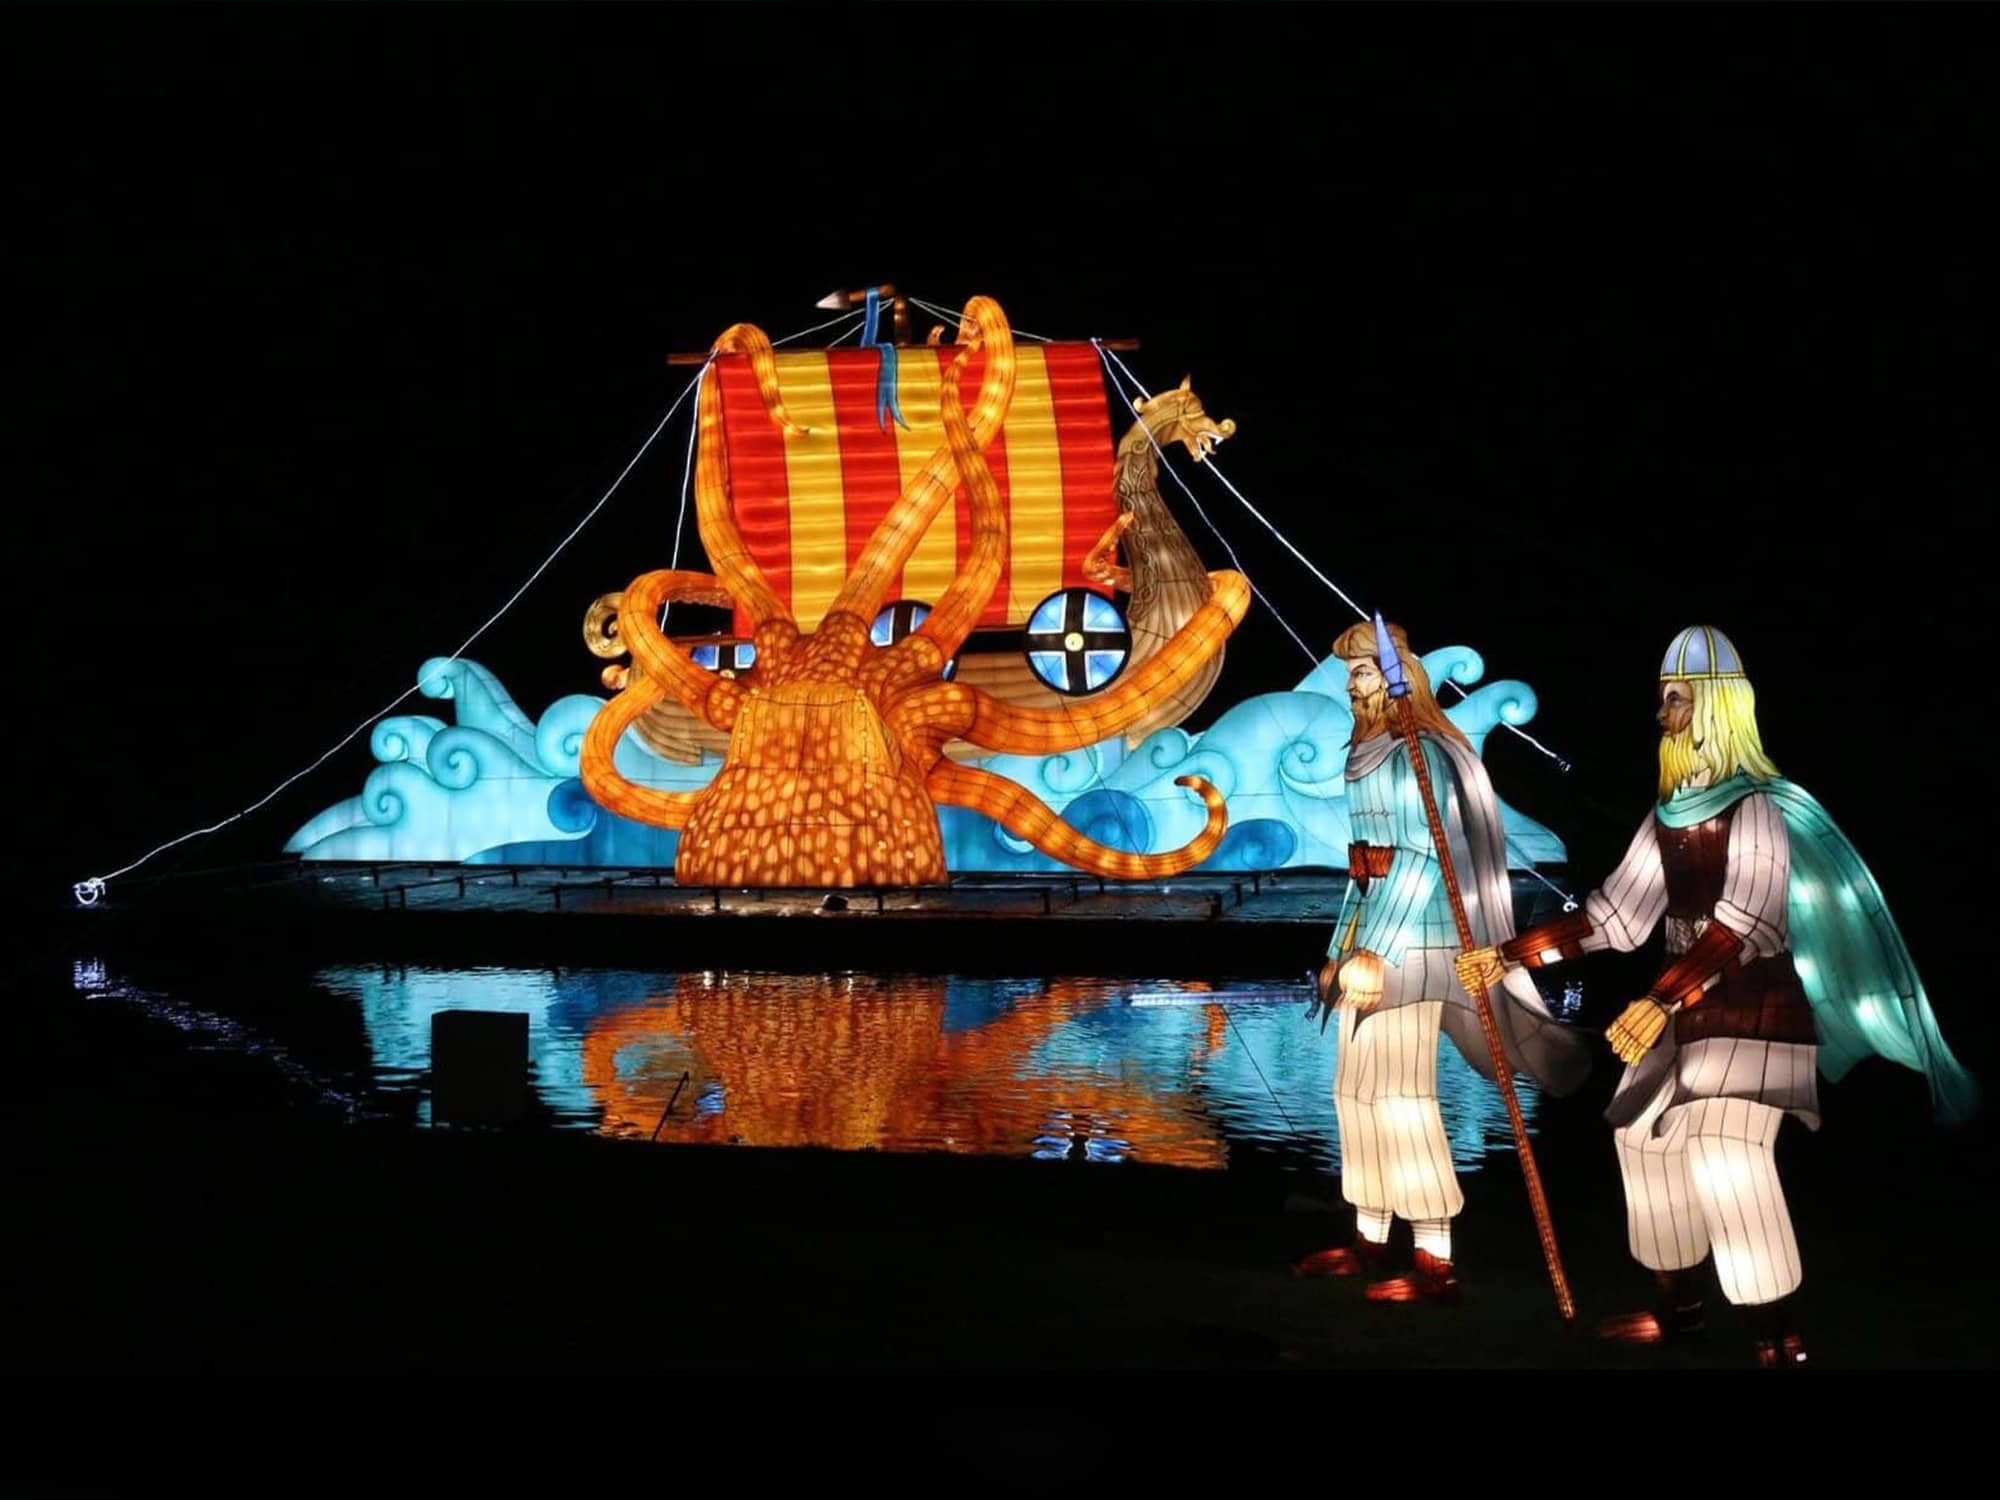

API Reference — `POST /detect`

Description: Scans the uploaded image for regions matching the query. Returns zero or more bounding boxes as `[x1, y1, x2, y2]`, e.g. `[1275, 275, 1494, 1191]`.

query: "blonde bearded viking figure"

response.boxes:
[1298, 619, 1590, 1304]
[1459, 627, 1977, 1366]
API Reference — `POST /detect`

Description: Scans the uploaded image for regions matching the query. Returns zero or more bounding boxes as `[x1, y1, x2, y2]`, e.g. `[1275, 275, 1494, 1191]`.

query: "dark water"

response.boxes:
[68, 957, 1580, 1173]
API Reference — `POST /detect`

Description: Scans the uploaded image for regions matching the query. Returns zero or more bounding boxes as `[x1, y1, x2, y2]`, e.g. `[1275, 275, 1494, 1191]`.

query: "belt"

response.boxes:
[1348, 841, 1395, 893]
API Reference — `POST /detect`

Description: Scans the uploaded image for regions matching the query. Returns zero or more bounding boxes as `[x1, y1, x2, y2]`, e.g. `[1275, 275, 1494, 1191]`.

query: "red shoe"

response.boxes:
[1365, 1248, 1459, 1305]
[1753, 1335, 1808, 1369]
[1294, 1235, 1393, 1279]
[1752, 1302, 1808, 1369]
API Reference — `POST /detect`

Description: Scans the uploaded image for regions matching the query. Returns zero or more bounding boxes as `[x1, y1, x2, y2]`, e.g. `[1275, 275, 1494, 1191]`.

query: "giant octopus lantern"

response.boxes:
[580, 296, 1250, 888]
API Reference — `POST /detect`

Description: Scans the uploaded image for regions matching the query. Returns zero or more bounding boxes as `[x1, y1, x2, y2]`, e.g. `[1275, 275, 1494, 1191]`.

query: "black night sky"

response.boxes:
[9, 5, 1991, 1036]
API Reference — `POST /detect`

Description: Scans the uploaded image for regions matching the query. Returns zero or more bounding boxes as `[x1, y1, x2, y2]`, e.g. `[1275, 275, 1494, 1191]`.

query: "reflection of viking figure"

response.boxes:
[1083, 378, 1236, 748]
[1460, 627, 1977, 1367]
[1299, 619, 1589, 1304]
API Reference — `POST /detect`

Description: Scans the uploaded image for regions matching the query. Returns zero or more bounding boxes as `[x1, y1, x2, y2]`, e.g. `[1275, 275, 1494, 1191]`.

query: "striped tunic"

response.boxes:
[1339, 734, 1461, 981]
[1583, 793, 1821, 1131]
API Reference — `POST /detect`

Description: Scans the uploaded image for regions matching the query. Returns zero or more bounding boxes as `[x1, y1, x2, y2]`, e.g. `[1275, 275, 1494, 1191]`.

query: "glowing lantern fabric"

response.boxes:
[713, 343, 1118, 635]
[287, 647, 1570, 873]
[1025, 588, 1131, 694]
[1655, 773, 1978, 1122]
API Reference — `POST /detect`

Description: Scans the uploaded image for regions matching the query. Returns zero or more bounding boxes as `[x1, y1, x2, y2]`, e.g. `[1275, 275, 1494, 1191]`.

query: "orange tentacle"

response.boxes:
[829, 296, 1015, 623]
[612, 569, 742, 722]
[580, 673, 704, 831]
[959, 570, 1252, 755]
[908, 337, 1006, 661]
[697, 325, 802, 628]
[885, 674, 979, 766]
[928, 762, 1230, 879]
[711, 322, 808, 437]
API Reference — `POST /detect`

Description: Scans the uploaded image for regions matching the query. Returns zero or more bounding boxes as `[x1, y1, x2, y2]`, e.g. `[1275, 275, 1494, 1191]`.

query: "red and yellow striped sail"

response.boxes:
[713, 343, 1118, 633]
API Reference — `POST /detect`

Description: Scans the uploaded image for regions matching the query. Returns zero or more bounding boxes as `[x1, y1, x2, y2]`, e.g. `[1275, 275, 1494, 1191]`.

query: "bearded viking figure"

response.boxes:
[1460, 626, 1977, 1366]
[1298, 618, 1590, 1304]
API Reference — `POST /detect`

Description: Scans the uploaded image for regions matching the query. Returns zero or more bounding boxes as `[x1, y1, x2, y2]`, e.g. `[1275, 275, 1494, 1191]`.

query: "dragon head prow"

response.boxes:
[1133, 375, 1237, 463]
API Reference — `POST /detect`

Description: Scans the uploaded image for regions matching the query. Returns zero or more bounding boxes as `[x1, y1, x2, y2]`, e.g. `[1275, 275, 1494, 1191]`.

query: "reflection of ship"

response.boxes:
[585, 293, 1238, 763]
[577, 973, 1230, 1168]
[326, 965, 1539, 1170]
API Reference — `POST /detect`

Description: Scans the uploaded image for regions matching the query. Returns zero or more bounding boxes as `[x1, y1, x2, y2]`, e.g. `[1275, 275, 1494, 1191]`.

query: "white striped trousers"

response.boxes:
[1334, 997, 1465, 1223]
[1614, 1094, 1803, 1306]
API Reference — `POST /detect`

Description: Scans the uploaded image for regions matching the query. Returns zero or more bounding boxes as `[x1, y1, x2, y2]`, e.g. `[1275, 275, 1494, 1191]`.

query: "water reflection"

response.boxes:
[318, 967, 1545, 1172]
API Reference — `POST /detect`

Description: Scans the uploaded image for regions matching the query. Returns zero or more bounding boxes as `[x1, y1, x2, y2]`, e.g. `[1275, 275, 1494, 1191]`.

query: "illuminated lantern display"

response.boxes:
[577, 296, 1249, 887]
[1459, 626, 1979, 1366]
[1298, 619, 1589, 1305]
[869, 601, 956, 679]
[1084, 377, 1237, 747]
[1023, 588, 1130, 694]
[285, 641, 1568, 873]
[285, 293, 1571, 881]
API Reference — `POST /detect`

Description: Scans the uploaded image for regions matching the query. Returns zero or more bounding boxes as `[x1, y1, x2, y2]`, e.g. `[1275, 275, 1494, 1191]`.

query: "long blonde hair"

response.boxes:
[1659, 676, 1781, 798]
[1333, 619, 1470, 749]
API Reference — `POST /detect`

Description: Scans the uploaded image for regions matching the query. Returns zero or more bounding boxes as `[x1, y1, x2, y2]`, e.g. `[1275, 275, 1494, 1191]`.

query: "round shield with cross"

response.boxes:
[1023, 588, 1131, 695]
[870, 600, 957, 679]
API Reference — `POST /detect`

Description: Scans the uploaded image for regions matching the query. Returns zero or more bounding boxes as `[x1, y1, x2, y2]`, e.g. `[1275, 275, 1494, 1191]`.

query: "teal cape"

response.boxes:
[1658, 774, 1978, 1123]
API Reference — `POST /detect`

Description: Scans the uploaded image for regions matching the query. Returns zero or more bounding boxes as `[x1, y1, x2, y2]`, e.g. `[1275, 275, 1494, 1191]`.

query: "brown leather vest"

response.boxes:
[1657, 804, 1817, 1045]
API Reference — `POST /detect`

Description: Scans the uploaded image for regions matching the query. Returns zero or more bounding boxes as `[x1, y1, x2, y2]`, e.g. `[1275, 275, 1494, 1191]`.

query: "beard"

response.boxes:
[1350, 691, 1388, 740]
[1658, 726, 1708, 798]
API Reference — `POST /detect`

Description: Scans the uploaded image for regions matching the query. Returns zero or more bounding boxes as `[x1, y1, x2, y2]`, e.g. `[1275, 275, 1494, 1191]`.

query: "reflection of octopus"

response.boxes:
[578, 974, 1229, 1168]
[581, 296, 1251, 887]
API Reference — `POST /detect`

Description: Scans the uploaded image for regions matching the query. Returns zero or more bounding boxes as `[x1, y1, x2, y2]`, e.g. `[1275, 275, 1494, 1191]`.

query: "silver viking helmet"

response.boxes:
[1660, 625, 1747, 682]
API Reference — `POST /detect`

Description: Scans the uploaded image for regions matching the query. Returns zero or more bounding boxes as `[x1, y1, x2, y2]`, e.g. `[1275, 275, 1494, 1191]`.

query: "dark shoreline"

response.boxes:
[52, 865, 1581, 977]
